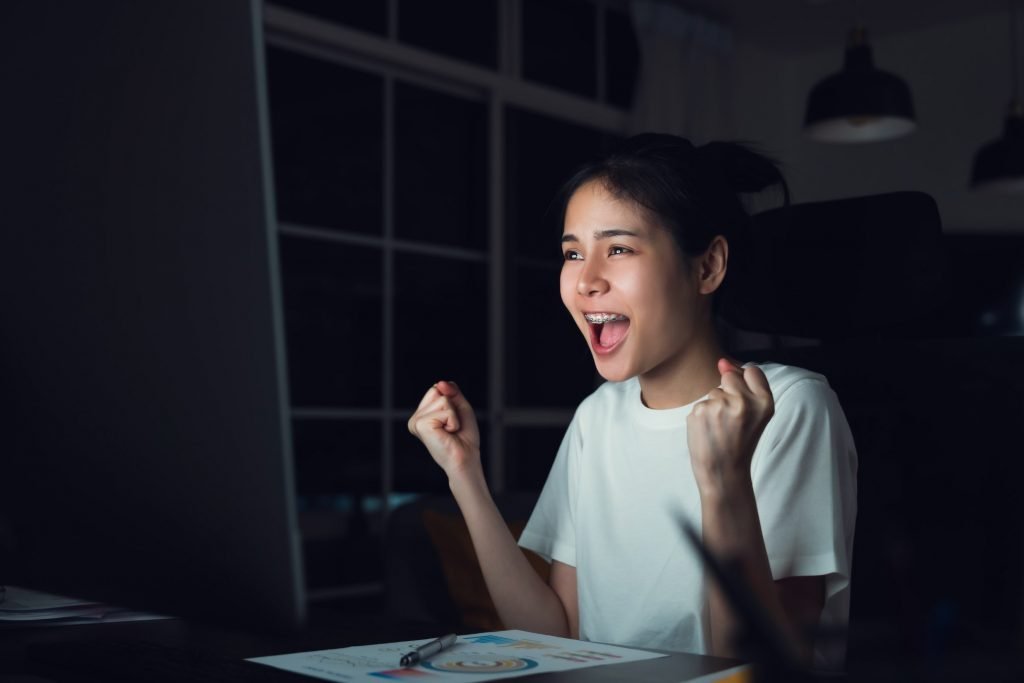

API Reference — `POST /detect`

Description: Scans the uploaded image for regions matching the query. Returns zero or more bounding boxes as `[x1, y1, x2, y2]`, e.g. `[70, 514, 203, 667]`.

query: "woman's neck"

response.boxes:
[638, 331, 736, 410]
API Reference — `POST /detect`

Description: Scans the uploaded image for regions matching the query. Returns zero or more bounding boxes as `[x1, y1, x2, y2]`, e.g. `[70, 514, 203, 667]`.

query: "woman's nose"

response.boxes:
[576, 260, 609, 296]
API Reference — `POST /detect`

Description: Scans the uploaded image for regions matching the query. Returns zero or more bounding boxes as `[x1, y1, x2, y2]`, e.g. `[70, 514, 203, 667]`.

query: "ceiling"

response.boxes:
[678, 0, 1015, 55]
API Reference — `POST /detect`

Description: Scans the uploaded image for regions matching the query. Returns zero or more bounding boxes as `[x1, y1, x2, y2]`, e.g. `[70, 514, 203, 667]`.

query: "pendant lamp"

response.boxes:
[970, 4, 1024, 192]
[803, 27, 916, 143]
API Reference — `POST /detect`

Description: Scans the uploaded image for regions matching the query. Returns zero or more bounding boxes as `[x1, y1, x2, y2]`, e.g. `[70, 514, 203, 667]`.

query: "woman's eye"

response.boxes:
[563, 250, 582, 261]
[610, 246, 631, 256]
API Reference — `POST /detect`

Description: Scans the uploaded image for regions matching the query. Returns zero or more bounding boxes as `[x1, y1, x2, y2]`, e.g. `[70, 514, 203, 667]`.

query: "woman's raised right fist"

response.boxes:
[407, 380, 482, 481]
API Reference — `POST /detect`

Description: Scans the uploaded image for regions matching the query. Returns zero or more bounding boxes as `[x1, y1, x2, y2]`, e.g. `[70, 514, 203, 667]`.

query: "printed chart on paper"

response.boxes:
[248, 629, 667, 682]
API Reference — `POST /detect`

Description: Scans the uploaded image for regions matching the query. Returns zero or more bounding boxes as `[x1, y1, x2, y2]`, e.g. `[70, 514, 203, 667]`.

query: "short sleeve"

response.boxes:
[751, 378, 858, 598]
[517, 412, 582, 567]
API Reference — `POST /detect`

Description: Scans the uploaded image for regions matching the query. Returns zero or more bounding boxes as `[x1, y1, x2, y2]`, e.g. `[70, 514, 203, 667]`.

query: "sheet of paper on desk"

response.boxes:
[248, 629, 667, 682]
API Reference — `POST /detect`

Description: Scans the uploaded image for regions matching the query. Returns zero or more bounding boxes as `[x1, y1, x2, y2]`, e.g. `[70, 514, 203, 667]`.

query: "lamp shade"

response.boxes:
[804, 29, 916, 143]
[970, 104, 1024, 193]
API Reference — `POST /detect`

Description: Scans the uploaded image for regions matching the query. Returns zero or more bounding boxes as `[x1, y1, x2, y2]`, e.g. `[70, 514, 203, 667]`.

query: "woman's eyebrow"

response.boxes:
[560, 228, 643, 244]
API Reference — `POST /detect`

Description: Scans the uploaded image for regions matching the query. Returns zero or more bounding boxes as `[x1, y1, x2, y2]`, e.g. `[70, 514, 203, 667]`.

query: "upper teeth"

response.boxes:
[585, 313, 628, 323]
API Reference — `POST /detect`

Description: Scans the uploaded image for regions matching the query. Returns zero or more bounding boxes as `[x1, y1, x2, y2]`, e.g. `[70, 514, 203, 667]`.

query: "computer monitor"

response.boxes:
[0, 0, 306, 629]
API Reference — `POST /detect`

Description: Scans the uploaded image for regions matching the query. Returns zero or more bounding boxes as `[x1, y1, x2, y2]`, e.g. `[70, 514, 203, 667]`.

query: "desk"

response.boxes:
[0, 607, 744, 682]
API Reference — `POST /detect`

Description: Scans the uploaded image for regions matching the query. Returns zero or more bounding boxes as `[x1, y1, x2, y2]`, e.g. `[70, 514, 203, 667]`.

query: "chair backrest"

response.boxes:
[384, 491, 543, 630]
[720, 191, 944, 340]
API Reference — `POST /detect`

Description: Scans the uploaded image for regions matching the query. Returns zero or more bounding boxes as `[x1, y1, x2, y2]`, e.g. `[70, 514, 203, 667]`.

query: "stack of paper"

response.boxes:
[0, 586, 168, 625]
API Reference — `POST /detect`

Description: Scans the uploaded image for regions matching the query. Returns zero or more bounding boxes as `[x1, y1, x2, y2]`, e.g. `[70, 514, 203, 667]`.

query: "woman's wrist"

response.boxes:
[447, 456, 488, 498]
[694, 463, 754, 503]
[699, 473, 761, 557]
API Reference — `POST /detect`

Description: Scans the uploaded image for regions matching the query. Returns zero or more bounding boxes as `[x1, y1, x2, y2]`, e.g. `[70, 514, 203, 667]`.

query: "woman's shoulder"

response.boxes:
[750, 361, 832, 404]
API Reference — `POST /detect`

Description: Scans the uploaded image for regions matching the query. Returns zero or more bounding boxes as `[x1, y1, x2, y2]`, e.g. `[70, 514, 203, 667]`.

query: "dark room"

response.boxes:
[2, 1, 1023, 682]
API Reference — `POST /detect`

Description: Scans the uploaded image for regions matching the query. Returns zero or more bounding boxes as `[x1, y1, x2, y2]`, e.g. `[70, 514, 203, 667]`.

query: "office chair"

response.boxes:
[384, 491, 545, 631]
[720, 191, 944, 340]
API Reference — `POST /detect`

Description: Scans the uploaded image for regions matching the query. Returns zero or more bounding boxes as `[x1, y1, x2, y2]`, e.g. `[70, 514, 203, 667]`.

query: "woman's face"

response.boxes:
[559, 180, 709, 383]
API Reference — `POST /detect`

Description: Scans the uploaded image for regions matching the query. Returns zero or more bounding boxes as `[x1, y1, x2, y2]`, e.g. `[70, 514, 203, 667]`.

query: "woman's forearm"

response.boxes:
[448, 467, 572, 637]
[699, 473, 807, 662]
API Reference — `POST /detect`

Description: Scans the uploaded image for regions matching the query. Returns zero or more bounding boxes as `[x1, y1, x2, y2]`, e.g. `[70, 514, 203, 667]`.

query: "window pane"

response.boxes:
[304, 534, 383, 589]
[393, 254, 489, 411]
[279, 236, 382, 407]
[399, 0, 498, 68]
[505, 426, 567, 491]
[293, 418, 384, 589]
[506, 263, 598, 408]
[505, 106, 618, 262]
[522, 0, 596, 98]
[269, 0, 387, 36]
[292, 419, 381, 495]
[266, 47, 383, 234]
[394, 82, 488, 250]
[605, 6, 640, 109]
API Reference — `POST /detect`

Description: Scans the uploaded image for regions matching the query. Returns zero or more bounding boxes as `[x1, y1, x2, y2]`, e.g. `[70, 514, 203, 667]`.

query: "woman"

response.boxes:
[407, 133, 857, 670]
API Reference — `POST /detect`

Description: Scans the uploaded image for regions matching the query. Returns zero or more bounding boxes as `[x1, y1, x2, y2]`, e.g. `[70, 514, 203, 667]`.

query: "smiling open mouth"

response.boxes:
[585, 312, 630, 351]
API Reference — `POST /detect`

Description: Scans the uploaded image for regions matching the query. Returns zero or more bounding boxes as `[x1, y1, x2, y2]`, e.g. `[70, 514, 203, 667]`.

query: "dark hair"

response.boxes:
[557, 133, 789, 287]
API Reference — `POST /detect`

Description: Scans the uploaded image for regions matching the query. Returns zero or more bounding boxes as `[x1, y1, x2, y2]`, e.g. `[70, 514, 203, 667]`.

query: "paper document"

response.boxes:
[0, 585, 171, 626]
[249, 629, 667, 682]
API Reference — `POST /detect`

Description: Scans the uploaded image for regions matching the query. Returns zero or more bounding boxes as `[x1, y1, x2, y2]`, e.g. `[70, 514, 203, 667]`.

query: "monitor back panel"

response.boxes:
[0, 0, 305, 629]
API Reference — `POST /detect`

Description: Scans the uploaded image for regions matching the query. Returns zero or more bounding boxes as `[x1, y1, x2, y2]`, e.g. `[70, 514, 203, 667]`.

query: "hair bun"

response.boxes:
[614, 132, 695, 158]
[697, 141, 790, 205]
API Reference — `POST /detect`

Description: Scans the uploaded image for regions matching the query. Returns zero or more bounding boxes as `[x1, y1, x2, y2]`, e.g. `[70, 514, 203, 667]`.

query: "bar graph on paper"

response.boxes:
[248, 630, 666, 682]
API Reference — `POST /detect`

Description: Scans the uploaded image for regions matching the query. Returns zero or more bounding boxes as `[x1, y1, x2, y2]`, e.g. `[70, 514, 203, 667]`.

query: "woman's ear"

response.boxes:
[696, 235, 729, 295]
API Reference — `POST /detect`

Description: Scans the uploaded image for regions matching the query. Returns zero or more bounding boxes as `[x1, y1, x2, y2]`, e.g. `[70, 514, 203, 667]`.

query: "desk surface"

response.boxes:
[0, 607, 743, 682]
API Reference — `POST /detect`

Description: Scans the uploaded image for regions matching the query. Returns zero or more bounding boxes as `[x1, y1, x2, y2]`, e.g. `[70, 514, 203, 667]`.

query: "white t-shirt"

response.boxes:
[517, 362, 858, 669]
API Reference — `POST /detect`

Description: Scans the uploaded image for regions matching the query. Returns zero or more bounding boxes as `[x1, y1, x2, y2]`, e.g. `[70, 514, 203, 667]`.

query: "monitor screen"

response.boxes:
[0, 0, 306, 630]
